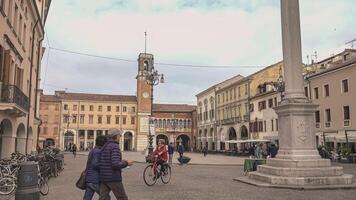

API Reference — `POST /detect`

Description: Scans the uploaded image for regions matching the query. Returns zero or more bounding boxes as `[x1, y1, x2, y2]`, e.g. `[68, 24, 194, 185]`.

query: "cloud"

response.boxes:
[41, 0, 356, 104]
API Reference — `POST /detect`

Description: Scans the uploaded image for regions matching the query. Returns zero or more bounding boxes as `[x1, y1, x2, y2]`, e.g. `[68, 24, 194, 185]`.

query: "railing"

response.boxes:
[1, 85, 29, 112]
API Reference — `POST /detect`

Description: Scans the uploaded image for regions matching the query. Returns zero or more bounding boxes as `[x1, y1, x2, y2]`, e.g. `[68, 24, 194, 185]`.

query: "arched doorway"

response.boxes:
[177, 134, 190, 151]
[64, 131, 74, 151]
[228, 127, 237, 150]
[16, 123, 26, 153]
[123, 132, 133, 151]
[240, 125, 249, 152]
[156, 134, 169, 146]
[0, 119, 13, 158]
[240, 125, 248, 140]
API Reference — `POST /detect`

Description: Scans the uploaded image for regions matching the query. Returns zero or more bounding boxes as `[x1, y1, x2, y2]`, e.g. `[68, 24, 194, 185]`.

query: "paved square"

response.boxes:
[2, 154, 356, 200]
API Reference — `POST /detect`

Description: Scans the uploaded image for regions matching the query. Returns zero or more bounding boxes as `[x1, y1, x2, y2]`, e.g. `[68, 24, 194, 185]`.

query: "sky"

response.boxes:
[41, 0, 356, 104]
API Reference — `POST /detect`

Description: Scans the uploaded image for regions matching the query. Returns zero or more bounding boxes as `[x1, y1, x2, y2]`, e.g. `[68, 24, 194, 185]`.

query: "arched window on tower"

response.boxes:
[143, 61, 149, 71]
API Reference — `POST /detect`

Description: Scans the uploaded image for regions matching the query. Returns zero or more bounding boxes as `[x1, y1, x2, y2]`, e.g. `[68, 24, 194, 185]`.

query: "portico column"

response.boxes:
[93, 130, 97, 147]
[84, 130, 88, 150]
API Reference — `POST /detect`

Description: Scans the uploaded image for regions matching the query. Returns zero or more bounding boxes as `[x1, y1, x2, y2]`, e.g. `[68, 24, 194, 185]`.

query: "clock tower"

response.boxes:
[136, 53, 154, 151]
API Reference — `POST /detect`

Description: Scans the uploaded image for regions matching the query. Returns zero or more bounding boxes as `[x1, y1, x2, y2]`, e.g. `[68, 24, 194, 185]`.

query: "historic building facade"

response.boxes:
[306, 50, 356, 152]
[38, 93, 61, 147]
[215, 75, 250, 150]
[0, 0, 51, 158]
[152, 104, 196, 151]
[248, 62, 283, 142]
[196, 85, 216, 151]
[39, 53, 196, 151]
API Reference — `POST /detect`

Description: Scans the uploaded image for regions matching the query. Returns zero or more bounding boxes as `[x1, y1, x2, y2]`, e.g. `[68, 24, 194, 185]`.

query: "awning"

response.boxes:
[225, 139, 271, 144]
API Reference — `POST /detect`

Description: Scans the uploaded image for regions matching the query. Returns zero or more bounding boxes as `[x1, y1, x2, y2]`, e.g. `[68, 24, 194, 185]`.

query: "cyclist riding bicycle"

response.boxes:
[153, 139, 168, 176]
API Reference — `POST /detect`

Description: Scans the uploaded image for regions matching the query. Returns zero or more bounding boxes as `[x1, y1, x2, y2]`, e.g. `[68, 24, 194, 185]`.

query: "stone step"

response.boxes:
[249, 172, 354, 186]
[257, 165, 344, 177]
[267, 158, 331, 168]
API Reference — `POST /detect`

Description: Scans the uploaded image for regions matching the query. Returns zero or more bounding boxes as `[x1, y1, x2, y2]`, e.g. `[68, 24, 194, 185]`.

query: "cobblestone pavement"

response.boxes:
[1, 154, 356, 200]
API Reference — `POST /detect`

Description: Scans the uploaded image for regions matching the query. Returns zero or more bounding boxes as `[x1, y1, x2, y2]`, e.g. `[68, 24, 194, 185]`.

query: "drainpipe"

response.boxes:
[25, 17, 41, 154]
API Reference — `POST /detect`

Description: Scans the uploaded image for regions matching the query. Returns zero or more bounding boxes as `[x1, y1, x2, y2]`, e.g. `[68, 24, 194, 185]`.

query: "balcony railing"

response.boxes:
[1, 85, 29, 112]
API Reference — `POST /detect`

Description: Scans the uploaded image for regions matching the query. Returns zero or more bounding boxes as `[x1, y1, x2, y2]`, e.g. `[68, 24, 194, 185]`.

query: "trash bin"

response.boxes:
[15, 161, 39, 200]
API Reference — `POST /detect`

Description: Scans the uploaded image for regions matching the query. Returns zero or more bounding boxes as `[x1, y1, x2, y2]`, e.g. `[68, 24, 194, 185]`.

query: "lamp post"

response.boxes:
[144, 69, 164, 154]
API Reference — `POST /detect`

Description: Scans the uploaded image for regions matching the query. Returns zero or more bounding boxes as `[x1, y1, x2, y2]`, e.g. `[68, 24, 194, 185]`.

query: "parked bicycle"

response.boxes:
[143, 156, 171, 186]
[0, 148, 63, 196]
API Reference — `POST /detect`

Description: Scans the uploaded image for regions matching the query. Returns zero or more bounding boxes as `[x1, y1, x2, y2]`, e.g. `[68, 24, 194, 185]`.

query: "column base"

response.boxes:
[235, 158, 355, 189]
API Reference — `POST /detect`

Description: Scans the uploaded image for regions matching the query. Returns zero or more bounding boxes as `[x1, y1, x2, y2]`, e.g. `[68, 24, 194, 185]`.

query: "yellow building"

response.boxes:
[215, 75, 250, 150]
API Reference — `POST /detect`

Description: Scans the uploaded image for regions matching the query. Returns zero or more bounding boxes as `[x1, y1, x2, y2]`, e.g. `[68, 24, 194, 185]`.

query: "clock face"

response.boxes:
[142, 92, 149, 98]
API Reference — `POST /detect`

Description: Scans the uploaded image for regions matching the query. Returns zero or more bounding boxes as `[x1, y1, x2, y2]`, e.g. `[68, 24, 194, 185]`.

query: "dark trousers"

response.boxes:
[99, 182, 128, 200]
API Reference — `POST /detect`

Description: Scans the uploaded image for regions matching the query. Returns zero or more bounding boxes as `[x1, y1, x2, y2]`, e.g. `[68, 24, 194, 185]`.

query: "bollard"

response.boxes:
[15, 161, 40, 200]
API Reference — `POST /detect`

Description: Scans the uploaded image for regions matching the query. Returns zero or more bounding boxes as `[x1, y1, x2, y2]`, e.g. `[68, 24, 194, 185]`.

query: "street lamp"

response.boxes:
[144, 68, 164, 154]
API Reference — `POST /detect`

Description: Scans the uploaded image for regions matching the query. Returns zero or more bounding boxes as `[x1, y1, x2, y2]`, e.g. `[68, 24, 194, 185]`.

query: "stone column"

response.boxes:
[84, 130, 88, 150]
[93, 130, 97, 147]
[236, 0, 354, 188]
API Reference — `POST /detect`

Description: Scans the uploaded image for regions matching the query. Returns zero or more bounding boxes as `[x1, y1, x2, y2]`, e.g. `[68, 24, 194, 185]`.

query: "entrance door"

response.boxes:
[64, 131, 74, 151]
[124, 132, 133, 151]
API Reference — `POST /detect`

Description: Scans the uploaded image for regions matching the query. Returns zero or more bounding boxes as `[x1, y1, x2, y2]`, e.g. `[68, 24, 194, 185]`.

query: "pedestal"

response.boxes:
[236, 102, 355, 189]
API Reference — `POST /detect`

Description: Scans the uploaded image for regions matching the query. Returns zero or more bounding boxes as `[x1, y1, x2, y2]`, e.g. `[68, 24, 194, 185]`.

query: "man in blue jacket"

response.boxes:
[99, 129, 133, 200]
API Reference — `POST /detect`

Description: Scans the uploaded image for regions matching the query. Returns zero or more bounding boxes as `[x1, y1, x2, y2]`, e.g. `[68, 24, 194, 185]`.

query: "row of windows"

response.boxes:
[154, 119, 192, 129]
[217, 84, 248, 105]
[315, 106, 351, 125]
[250, 97, 278, 112]
[198, 110, 215, 121]
[63, 104, 135, 113]
[41, 126, 59, 136]
[218, 103, 249, 120]
[63, 115, 135, 125]
[1, 0, 34, 57]
[308, 79, 349, 99]
[249, 119, 279, 133]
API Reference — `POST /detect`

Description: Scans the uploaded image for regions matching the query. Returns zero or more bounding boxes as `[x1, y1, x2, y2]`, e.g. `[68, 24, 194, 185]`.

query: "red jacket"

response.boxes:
[154, 145, 168, 161]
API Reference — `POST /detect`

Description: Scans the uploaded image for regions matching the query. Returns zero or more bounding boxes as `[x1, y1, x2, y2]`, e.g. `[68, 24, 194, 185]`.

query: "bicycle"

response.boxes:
[0, 162, 20, 195]
[143, 156, 171, 186]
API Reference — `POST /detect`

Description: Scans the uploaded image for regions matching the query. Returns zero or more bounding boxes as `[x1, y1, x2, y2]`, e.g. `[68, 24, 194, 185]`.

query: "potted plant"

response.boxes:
[178, 156, 191, 164]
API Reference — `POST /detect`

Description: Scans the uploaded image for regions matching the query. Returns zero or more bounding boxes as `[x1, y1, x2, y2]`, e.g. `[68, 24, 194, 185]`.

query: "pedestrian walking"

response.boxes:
[72, 144, 77, 158]
[168, 142, 174, 165]
[178, 143, 185, 159]
[99, 128, 133, 200]
[203, 146, 208, 157]
[83, 136, 107, 200]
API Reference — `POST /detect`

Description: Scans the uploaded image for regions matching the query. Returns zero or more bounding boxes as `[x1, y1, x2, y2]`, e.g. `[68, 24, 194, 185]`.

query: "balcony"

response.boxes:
[0, 85, 29, 117]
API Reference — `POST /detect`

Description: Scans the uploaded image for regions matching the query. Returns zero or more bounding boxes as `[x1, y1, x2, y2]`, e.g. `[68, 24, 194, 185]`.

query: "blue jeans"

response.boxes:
[83, 183, 99, 200]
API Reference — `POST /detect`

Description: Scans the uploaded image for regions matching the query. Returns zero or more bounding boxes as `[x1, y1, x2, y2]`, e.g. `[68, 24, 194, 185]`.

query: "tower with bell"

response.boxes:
[135, 52, 154, 151]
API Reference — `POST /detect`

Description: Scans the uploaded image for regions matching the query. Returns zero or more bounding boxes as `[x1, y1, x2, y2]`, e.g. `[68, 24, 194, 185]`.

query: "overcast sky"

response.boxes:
[41, 0, 356, 104]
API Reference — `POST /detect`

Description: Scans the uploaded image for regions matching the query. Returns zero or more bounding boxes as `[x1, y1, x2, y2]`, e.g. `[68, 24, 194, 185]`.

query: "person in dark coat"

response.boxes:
[177, 143, 185, 159]
[99, 129, 133, 200]
[83, 136, 107, 200]
[72, 144, 77, 158]
[168, 142, 174, 165]
[268, 143, 278, 158]
[203, 146, 208, 157]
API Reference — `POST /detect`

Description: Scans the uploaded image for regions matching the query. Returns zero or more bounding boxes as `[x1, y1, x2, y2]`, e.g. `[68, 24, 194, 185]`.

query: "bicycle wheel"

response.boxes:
[0, 177, 16, 195]
[160, 164, 171, 184]
[143, 165, 158, 186]
[39, 177, 49, 196]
